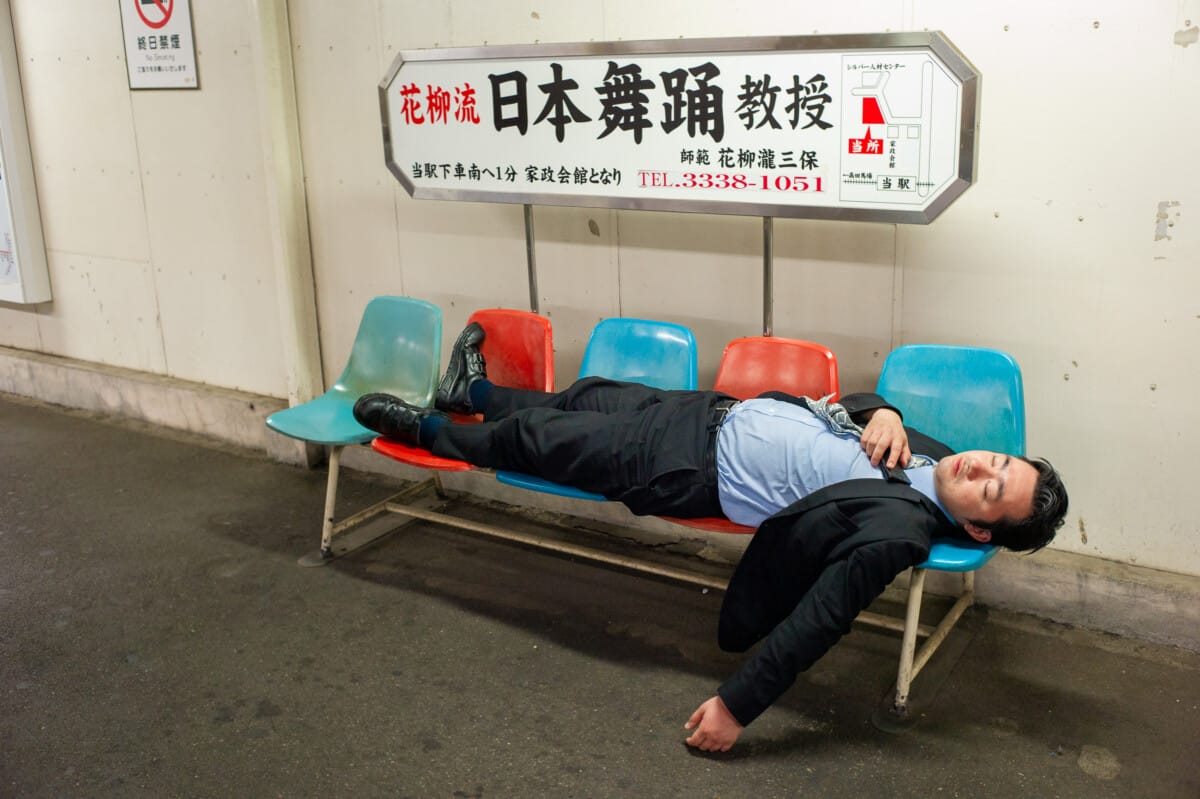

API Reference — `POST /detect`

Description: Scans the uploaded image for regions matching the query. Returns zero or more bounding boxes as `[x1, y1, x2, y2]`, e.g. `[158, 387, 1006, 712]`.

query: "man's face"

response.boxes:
[933, 450, 1037, 541]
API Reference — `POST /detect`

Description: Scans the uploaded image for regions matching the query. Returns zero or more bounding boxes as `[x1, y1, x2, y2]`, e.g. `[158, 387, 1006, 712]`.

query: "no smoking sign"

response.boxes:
[119, 0, 198, 89]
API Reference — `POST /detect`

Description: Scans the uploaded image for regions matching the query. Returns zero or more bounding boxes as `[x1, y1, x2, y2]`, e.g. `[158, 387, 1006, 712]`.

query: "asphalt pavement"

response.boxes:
[2, 394, 1197, 798]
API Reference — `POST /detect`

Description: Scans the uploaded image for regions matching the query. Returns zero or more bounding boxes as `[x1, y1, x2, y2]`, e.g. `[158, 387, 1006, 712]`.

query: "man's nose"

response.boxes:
[970, 457, 995, 479]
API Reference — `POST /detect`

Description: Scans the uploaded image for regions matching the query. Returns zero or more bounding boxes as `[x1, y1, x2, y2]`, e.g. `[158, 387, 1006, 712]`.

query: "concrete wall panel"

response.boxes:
[0, 0, 1197, 579]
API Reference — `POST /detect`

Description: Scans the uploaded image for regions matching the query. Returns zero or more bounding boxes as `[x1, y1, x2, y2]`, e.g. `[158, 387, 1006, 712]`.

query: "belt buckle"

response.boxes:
[710, 399, 735, 430]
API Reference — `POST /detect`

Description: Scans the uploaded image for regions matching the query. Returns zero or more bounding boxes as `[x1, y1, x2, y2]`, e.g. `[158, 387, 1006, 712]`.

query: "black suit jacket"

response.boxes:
[715, 392, 962, 726]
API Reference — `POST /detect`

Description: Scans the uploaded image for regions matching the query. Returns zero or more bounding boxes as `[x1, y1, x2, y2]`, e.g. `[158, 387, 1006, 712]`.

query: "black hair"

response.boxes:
[973, 457, 1068, 552]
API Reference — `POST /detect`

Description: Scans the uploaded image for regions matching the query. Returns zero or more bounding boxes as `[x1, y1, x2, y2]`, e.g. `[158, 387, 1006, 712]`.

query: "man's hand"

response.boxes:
[684, 696, 743, 752]
[860, 408, 910, 468]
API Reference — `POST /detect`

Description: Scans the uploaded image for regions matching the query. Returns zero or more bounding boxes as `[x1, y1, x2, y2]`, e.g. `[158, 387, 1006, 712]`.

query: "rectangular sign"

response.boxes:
[0, 155, 22, 291]
[119, 0, 199, 90]
[0, 2, 49, 303]
[380, 33, 979, 224]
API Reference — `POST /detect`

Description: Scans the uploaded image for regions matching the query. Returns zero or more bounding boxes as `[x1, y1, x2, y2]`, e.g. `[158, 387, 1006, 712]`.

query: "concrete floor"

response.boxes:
[2, 394, 1198, 799]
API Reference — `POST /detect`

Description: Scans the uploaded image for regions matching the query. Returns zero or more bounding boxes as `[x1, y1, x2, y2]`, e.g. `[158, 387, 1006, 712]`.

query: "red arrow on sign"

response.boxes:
[134, 0, 174, 30]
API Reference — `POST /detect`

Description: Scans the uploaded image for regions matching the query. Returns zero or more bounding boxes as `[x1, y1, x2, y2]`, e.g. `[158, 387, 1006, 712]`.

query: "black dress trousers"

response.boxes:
[430, 377, 728, 518]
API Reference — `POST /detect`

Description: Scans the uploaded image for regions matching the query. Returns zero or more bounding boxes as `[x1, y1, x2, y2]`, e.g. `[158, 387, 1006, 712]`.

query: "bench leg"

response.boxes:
[892, 569, 978, 717]
[892, 566, 927, 715]
[319, 445, 343, 558]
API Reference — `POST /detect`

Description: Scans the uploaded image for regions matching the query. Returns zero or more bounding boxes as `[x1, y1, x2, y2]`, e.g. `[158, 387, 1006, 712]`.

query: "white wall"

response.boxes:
[0, 0, 1197, 576]
[2, 1, 285, 396]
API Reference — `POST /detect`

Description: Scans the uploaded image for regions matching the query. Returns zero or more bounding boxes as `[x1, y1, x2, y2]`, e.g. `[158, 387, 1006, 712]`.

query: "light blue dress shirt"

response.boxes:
[715, 398, 883, 527]
[905, 464, 954, 523]
[714, 397, 953, 527]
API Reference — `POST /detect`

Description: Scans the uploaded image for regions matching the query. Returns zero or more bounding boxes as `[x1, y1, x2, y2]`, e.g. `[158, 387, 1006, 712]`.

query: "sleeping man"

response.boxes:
[353, 322, 1069, 752]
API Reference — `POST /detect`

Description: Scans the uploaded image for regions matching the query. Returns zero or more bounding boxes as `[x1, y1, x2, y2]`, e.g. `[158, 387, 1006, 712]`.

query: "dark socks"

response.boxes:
[417, 413, 447, 448]
[418, 379, 491, 449]
[469, 379, 494, 414]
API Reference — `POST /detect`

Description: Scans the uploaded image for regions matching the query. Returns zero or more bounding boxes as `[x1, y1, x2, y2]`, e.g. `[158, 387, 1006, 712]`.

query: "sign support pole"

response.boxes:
[524, 204, 540, 314]
[762, 217, 774, 337]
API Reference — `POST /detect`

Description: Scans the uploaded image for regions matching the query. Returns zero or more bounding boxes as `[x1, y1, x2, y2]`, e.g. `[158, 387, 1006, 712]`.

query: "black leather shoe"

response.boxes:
[353, 393, 447, 445]
[436, 322, 487, 414]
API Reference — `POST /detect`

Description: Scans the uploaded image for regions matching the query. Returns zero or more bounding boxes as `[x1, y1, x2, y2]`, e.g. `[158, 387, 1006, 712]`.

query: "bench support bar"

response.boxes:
[309, 478, 966, 710]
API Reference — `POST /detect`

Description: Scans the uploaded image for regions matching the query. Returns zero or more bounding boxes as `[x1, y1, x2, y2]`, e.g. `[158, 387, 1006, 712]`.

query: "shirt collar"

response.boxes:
[905, 464, 955, 524]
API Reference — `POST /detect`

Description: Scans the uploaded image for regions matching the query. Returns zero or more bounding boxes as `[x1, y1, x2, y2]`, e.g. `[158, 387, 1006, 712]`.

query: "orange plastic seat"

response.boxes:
[663, 335, 840, 535]
[475, 308, 555, 393]
[714, 336, 840, 400]
[372, 308, 554, 470]
[657, 515, 754, 534]
[371, 438, 477, 471]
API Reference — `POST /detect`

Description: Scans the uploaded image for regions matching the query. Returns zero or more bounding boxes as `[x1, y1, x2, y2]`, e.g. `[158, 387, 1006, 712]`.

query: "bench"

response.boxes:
[267, 295, 1024, 721]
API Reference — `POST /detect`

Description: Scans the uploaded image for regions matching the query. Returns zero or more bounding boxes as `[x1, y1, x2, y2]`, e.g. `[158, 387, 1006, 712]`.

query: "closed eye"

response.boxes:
[984, 455, 1011, 502]
[994, 456, 1010, 501]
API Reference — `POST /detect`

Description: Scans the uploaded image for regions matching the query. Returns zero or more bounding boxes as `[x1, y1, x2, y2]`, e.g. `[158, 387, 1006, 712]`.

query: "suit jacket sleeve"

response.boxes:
[757, 391, 902, 425]
[716, 536, 924, 727]
[838, 392, 902, 423]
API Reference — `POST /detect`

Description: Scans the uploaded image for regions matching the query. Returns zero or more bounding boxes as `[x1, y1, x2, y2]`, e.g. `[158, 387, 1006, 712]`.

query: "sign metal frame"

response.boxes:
[379, 32, 979, 224]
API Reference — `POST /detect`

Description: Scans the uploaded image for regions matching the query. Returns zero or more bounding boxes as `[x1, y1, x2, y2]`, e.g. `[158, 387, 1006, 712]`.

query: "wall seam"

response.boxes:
[375, 2, 404, 295]
[612, 208, 622, 317]
[125, 68, 171, 377]
[890, 223, 903, 351]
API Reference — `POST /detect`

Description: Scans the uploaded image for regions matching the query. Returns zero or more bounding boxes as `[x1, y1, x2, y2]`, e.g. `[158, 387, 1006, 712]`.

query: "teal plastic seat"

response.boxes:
[496, 317, 698, 499]
[266, 296, 441, 557]
[878, 344, 1025, 572]
[578, 317, 698, 390]
[922, 538, 995, 571]
[494, 472, 609, 500]
[875, 343, 1026, 713]
[876, 343, 1025, 456]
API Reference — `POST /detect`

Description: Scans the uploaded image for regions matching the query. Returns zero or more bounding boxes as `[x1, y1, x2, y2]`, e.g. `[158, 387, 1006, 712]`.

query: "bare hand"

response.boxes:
[684, 695, 743, 752]
[860, 408, 910, 468]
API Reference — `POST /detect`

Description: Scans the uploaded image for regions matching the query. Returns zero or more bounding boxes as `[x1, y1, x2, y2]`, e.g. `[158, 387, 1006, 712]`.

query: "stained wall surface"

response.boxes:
[0, 0, 1196, 575]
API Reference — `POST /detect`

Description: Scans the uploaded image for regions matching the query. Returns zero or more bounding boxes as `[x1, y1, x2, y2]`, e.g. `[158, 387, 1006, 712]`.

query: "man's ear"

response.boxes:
[963, 521, 992, 543]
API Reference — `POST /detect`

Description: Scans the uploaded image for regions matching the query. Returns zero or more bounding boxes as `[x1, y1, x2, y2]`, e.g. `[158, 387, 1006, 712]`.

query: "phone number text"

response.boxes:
[638, 171, 826, 192]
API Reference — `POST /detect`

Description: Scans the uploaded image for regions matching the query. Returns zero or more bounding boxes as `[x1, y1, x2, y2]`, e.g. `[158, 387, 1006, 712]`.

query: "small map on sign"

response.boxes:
[838, 53, 959, 207]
